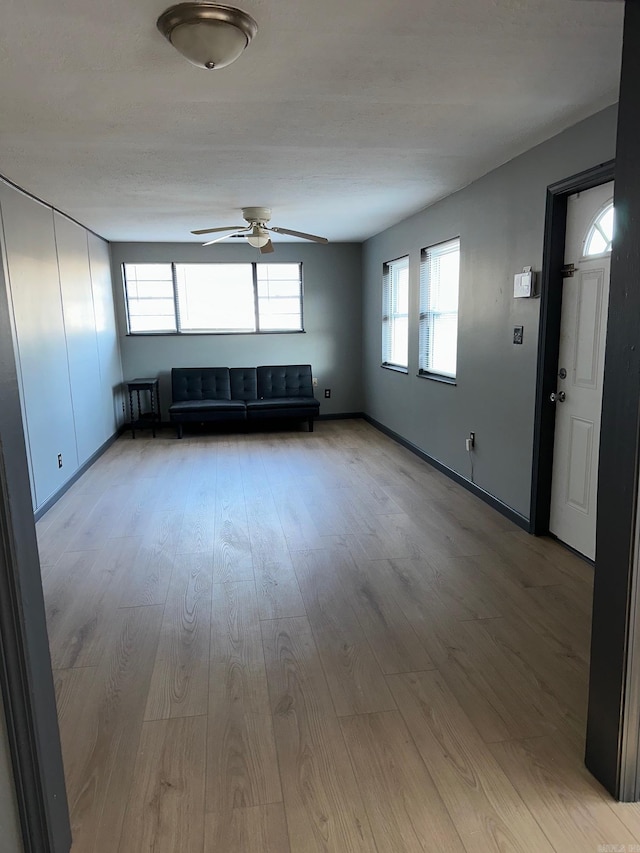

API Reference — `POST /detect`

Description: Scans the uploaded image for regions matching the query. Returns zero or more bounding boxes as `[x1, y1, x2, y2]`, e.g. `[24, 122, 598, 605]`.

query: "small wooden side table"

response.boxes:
[127, 378, 160, 438]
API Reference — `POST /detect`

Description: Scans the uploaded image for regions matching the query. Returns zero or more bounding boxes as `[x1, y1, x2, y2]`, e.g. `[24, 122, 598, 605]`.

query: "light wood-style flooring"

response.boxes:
[36, 418, 640, 852]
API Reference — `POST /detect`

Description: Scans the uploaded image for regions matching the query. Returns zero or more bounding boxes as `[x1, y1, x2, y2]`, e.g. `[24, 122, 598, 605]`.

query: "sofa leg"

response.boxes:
[177, 424, 183, 439]
[309, 418, 314, 432]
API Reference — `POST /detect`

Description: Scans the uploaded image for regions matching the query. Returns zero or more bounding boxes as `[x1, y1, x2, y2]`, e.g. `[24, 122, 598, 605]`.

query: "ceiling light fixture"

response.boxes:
[246, 226, 270, 248]
[156, 3, 258, 70]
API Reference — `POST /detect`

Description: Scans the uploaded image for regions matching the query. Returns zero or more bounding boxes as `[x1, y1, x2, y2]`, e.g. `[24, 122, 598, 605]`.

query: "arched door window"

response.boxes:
[584, 201, 614, 256]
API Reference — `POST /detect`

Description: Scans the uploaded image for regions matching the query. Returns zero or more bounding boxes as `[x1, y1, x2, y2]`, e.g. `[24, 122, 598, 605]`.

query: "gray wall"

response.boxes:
[0, 180, 123, 511]
[362, 105, 618, 518]
[110, 241, 363, 419]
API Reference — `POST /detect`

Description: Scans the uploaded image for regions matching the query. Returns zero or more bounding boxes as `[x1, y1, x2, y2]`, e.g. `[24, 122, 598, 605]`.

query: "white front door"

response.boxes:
[549, 181, 614, 560]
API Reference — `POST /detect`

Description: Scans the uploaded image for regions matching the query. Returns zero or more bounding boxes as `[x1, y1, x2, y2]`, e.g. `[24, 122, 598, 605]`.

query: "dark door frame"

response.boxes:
[530, 159, 615, 537]
[0, 218, 71, 848]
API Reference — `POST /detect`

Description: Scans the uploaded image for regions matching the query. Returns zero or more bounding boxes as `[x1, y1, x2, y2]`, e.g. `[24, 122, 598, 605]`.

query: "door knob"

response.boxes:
[550, 391, 566, 403]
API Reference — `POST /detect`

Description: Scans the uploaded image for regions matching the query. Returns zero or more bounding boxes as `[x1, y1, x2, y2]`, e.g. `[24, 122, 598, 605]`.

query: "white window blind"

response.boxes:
[382, 256, 409, 369]
[419, 238, 460, 379]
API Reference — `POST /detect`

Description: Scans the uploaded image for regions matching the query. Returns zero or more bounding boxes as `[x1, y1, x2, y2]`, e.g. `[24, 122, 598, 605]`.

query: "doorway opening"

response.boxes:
[530, 160, 615, 552]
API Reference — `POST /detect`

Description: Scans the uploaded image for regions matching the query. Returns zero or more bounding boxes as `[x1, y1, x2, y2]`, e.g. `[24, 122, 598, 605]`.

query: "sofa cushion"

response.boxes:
[169, 399, 245, 414]
[230, 367, 258, 401]
[246, 397, 319, 412]
[171, 367, 231, 402]
[257, 364, 314, 399]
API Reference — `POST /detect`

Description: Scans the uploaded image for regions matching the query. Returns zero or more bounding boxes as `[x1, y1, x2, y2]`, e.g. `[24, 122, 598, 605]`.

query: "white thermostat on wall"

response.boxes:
[514, 266, 535, 298]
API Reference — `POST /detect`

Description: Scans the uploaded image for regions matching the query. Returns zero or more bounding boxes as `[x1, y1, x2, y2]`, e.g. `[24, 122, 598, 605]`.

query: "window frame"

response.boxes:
[381, 254, 410, 373]
[122, 261, 305, 336]
[418, 237, 460, 384]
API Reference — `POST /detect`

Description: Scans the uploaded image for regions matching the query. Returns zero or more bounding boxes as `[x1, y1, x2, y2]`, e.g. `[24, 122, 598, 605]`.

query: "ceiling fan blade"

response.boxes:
[260, 240, 275, 255]
[191, 225, 245, 235]
[202, 229, 248, 247]
[268, 226, 328, 244]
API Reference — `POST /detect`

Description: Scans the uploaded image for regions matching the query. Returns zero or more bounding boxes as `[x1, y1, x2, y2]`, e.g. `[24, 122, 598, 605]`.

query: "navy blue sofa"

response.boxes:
[169, 365, 320, 437]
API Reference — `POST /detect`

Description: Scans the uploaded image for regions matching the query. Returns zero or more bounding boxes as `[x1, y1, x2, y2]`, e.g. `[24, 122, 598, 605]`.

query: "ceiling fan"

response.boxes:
[191, 207, 329, 254]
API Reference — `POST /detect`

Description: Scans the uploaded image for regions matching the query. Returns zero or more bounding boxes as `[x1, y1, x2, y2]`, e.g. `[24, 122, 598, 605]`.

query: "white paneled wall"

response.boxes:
[54, 213, 106, 467]
[88, 233, 125, 436]
[0, 180, 123, 511]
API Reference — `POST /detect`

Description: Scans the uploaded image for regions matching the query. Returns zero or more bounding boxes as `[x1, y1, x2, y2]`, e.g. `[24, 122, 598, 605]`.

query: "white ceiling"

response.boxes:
[0, 0, 624, 243]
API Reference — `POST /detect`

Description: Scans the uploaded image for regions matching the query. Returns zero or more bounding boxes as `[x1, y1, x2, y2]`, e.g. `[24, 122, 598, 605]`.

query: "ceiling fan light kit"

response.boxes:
[192, 208, 329, 254]
[246, 226, 271, 249]
[156, 2, 258, 70]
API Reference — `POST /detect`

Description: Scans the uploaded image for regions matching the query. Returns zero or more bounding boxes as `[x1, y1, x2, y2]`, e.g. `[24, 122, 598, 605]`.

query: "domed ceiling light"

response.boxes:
[157, 3, 258, 70]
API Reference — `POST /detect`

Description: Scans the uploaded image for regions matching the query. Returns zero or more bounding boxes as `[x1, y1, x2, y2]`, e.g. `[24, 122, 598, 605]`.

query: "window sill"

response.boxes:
[417, 372, 456, 386]
[126, 329, 305, 337]
[381, 363, 409, 375]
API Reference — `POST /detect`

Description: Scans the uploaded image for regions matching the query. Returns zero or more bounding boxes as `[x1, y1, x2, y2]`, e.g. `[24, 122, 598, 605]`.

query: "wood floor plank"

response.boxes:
[244, 489, 291, 566]
[212, 464, 254, 583]
[175, 509, 216, 554]
[524, 584, 592, 660]
[487, 531, 573, 588]
[118, 716, 206, 853]
[388, 670, 556, 853]
[48, 539, 145, 669]
[64, 605, 164, 853]
[490, 732, 634, 853]
[119, 510, 183, 607]
[43, 550, 100, 652]
[271, 482, 325, 551]
[367, 558, 554, 742]
[37, 489, 103, 565]
[333, 544, 434, 675]
[340, 711, 465, 853]
[210, 581, 271, 715]
[477, 614, 589, 738]
[262, 616, 377, 853]
[205, 804, 291, 853]
[469, 552, 592, 664]
[254, 557, 307, 621]
[300, 483, 368, 536]
[207, 581, 281, 811]
[112, 477, 160, 537]
[292, 549, 396, 715]
[145, 552, 212, 720]
[53, 666, 98, 794]
[418, 553, 505, 621]
[337, 517, 423, 561]
[66, 484, 133, 551]
[184, 438, 218, 513]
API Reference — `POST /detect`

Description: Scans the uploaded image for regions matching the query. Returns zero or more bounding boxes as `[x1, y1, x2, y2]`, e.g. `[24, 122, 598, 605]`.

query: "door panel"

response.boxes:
[549, 181, 613, 560]
[566, 416, 593, 512]
[573, 269, 604, 389]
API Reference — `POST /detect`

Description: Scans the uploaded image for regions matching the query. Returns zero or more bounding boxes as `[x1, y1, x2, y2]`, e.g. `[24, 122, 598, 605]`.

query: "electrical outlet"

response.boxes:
[312, 377, 318, 387]
[470, 431, 475, 447]
[465, 432, 475, 452]
[513, 325, 524, 345]
[57, 453, 63, 469]
[324, 389, 331, 398]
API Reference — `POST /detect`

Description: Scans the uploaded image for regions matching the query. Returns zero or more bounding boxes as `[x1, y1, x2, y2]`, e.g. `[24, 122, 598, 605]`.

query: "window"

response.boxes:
[382, 256, 409, 370]
[123, 263, 303, 334]
[419, 238, 460, 380]
[584, 202, 614, 256]
[175, 264, 255, 332]
[123, 264, 177, 333]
